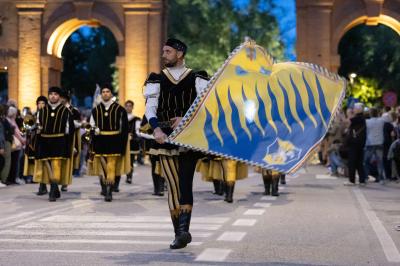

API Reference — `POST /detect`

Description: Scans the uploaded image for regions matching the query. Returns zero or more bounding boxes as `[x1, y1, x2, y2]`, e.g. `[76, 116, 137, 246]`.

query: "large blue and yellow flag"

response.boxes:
[168, 41, 346, 174]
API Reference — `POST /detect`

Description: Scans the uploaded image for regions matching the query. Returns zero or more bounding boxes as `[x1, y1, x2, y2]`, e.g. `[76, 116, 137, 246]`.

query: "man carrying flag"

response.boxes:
[144, 38, 209, 249]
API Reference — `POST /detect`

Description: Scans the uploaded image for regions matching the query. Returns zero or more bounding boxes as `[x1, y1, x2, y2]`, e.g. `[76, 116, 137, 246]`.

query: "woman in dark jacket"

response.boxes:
[345, 103, 367, 185]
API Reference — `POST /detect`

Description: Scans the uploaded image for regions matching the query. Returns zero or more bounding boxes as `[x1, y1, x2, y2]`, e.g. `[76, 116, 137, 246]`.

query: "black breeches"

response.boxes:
[159, 151, 200, 211]
[178, 151, 200, 206]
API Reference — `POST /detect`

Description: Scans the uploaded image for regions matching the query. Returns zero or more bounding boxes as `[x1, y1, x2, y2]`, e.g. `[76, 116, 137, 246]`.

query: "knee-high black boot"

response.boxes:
[49, 183, 58, 202]
[126, 171, 132, 184]
[100, 177, 106, 196]
[170, 210, 192, 249]
[37, 183, 48, 196]
[262, 176, 271, 195]
[271, 177, 280, 197]
[224, 182, 235, 203]
[280, 174, 286, 185]
[213, 180, 220, 195]
[113, 176, 121, 192]
[105, 184, 113, 202]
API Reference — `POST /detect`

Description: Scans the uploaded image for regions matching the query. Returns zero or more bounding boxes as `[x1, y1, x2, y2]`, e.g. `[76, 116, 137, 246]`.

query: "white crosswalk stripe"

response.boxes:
[0, 214, 230, 248]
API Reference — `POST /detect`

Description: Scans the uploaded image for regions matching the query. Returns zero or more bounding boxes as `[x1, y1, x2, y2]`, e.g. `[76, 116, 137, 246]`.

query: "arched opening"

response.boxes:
[338, 23, 400, 106]
[46, 19, 119, 107]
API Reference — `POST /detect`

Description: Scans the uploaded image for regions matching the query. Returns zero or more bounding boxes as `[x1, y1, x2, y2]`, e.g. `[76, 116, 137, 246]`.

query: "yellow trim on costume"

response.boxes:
[53, 105, 62, 133]
[58, 107, 67, 133]
[41, 133, 65, 138]
[109, 103, 115, 130]
[99, 131, 120, 135]
[162, 68, 192, 85]
[39, 157, 67, 160]
[94, 153, 122, 157]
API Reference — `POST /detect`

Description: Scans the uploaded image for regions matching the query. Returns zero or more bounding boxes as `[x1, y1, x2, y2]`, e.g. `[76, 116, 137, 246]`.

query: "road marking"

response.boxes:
[18, 222, 221, 231]
[217, 232, 246, 242]
[243, 209, 265, 216]
[254, 203, 272, 208]
[316, 174, 337, 180]
[353, 188, 400, 263]
[2, 201, 93, 228]
[0, 249, 191, 256]
[41, 215, 229, 224]
[0, 211, 34, 223]
[0, 229, 211, 238]
[232, 219, 257, 226]
[0, 238, 203, 246]
[260, 196, 277, 201]
[195, 248, 231, 262]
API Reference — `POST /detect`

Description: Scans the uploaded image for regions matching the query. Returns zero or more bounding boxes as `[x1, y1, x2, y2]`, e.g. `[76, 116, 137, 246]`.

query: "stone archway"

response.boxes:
[0, 0, 166, 116]
[296, 0, 400, 73]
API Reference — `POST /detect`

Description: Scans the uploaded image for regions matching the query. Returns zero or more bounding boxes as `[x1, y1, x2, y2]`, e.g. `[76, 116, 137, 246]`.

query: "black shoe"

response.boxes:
[49, 183, 58, 202]
[170, 210, 192, 249]
[61, 185, 68, 192]
[36, 183, 48, 196]
[224, 182, 235, 203]
[105, 185, 113, 202]
[113, 176, 121, 192]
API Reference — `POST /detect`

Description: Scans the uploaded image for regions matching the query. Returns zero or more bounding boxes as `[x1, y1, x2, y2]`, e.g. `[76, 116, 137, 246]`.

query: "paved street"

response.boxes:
[0, 164, 399, 266]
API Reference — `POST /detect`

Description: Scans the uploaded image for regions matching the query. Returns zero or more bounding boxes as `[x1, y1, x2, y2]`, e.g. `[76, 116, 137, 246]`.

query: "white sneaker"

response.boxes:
[0, 182, 6, 188]
[343, 181, 355, 186]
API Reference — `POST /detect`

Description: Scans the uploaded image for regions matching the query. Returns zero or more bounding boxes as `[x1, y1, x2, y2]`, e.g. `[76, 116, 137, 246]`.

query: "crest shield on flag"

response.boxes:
[168, 41, 346, 174]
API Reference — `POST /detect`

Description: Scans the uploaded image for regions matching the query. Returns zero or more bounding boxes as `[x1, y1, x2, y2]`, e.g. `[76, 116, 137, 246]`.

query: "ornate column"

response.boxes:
[123, 3, 150, 117]
[16, 1, 45, 110]
[296, 0, 334, 70]
[41, 55, 63, 96]
[115, 56, 125, 104]
[148, 1, 163, 74]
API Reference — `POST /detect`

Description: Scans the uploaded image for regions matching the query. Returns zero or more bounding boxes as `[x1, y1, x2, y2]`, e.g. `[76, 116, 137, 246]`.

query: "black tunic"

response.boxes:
[92, 102, 128, 155]
[36, 104, 74, 159]
[146, 69, 208, 151]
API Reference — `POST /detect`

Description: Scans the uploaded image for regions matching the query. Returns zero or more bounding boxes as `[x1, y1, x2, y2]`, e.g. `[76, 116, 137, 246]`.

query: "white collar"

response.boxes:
[48, 101, 61, 109]
[166, 64, 188, 80]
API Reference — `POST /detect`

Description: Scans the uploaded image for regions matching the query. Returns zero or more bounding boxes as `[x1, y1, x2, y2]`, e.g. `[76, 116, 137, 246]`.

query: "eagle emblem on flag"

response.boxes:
[168, 40, 346, 174]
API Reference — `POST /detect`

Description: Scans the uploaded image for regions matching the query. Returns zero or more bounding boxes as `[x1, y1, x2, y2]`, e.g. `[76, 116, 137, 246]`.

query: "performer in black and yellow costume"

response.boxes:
[197, 157, 248, 203]
[24, 96, 47, 196]
[124, 100, 141, 184]
[60, 89, 82, 192]
[33, 87, 75, 202]
[144, 38, 209, 249]
[88, 84, 130, 202]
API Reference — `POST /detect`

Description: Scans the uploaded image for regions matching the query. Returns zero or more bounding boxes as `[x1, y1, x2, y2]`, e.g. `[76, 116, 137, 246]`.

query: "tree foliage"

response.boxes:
[338, 24, 400, 99]
[168, 0, 285, 74]
[61, 26, 118, 103]
[347, 77, 382, 107]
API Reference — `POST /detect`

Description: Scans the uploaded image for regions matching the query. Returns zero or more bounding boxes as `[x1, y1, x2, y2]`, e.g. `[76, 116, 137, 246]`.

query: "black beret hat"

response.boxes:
[48, 86, 62, 95]
[165, 38, 187, 54]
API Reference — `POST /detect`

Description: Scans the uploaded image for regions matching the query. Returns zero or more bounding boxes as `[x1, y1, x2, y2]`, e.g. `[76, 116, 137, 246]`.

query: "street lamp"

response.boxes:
[349, 73, 357, 84]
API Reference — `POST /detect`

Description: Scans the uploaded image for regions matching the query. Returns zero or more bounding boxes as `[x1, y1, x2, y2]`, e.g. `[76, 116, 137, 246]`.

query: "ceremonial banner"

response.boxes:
[168, 41, 346, 173]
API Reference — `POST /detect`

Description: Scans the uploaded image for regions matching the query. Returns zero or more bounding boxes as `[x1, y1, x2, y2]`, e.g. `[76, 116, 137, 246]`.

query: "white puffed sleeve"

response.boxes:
[144, 83, 160, 121]
[195, 77, 209, 94]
